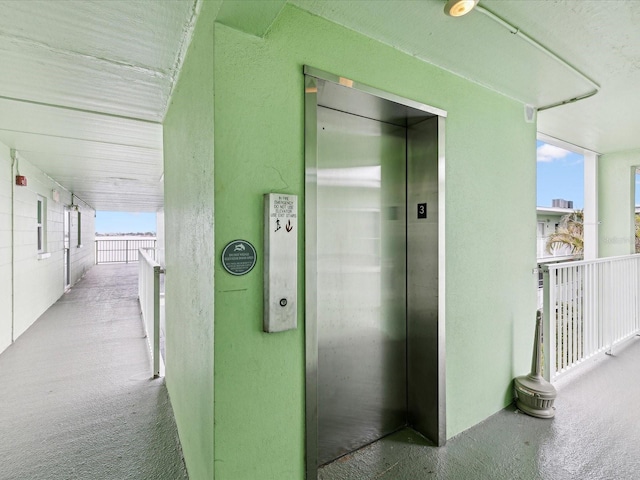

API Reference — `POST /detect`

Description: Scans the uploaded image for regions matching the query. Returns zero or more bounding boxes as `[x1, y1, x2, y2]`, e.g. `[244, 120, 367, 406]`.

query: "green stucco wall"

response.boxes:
[211, 5, 537, 479]
[163, 2, 216, 479]
[599, 150, 639, 257]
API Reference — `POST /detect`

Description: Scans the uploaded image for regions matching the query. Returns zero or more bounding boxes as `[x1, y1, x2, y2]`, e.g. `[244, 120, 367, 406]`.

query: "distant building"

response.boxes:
[552, 198, 574, 209]
[536, 206, 579, 261]
[536, 204, 582, 308]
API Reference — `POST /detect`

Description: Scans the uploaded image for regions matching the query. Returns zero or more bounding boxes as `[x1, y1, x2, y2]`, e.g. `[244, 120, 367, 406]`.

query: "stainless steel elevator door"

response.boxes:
[316, 106, 407, 465]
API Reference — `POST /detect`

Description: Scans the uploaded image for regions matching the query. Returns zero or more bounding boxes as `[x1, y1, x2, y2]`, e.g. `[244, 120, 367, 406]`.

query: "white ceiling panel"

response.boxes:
[0, 122, 163, 212]
[0, 0, 198, 120]
[0, 40, 168, 121]
[0, 0, 200, 212]
[0, 0, 195, 71]
[3, 135, 161, 170]
[2, 0, 640, 215]
[0, 99, 162, 149]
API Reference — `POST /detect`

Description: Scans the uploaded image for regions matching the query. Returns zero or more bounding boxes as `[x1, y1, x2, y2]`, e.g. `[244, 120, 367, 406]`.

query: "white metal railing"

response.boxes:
[138, 248, 164, 378]
[542, 254, 640, 382]
[536, 256, 583, 310]
[95, 238, 157, 264]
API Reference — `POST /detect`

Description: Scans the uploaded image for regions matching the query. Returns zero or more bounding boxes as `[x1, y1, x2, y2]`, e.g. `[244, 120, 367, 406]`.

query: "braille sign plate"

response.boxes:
[221, 240, 256, 276]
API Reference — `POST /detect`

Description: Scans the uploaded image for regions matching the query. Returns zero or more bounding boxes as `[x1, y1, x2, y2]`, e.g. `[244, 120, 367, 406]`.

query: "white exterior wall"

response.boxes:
[0, 145, 12, 353]
[13, 154, 65, 338]
[0, 140, 95, 354]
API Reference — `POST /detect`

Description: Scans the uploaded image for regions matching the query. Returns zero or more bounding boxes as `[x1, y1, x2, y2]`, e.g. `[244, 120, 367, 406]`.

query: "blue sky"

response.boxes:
[537, 140, 584, 208]
[538, 140, 640, 207]
[95, 211, 156, 234]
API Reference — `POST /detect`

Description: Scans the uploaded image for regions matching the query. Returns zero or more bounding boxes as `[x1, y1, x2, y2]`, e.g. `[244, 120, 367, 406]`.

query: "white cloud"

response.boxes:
[537, 144, 571, 163]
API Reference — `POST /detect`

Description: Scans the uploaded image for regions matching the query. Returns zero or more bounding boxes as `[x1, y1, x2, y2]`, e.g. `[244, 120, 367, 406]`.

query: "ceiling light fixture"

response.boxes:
[444, 0, 479, 17]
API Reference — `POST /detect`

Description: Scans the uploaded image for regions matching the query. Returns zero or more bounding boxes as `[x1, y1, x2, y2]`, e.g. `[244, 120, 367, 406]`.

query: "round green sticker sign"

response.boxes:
[221, 240, 257, 276]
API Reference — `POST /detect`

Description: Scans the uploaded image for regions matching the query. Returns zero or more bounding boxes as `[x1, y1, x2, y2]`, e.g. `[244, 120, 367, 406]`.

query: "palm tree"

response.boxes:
[546, 210, 584, 255]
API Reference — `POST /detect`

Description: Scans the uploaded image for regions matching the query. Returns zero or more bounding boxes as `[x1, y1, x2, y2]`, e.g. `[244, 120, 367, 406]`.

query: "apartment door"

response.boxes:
[64, 207, 71, 290]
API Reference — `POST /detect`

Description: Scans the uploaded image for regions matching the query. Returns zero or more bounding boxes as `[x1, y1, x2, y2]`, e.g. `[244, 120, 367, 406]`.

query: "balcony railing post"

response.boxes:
[137, 247, 164, 378]
[542, 265, 553, 382]
[636, 257, 640, 333]
[153, 265, 161, 378]
[605, 261, 613, 355]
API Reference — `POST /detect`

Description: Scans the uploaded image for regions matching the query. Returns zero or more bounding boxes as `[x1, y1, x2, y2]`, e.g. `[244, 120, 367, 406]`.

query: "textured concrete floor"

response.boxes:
[0, 264, 188, 480]
[319, 337, 640, 480]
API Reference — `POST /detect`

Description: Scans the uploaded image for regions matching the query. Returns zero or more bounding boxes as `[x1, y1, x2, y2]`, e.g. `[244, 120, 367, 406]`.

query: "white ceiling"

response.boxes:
[0, 0, 200, 211]
[1, 0, 640, 212]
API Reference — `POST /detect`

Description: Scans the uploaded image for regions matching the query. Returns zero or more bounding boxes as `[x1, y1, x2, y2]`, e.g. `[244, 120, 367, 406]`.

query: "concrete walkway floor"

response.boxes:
[320, 337, 640, 480]
[0, 264, 188, 480]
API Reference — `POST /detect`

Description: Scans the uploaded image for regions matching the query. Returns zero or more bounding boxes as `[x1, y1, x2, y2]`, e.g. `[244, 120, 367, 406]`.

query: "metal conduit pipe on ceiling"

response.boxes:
[474, 4, 600, 112]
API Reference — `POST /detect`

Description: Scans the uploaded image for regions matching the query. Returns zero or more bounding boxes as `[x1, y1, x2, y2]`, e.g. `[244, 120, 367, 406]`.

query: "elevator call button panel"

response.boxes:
[264, 193, 298, 333]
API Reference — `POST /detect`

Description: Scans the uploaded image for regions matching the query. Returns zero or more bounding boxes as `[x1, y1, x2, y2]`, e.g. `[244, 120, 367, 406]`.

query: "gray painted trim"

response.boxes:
[437, 114, 447, 445]
[303, 66, 448, 118]
[304, 73, 319, 480]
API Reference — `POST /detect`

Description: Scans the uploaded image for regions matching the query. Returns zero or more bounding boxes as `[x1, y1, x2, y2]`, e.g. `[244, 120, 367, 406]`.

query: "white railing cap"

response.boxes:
[545, 253, 640, 270]
[138, 248, 162, 269]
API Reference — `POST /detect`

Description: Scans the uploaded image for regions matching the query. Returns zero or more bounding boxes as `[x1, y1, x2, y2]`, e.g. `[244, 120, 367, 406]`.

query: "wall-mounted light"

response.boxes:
[11, 148, 27, 186]
[444, 0, 479, 17]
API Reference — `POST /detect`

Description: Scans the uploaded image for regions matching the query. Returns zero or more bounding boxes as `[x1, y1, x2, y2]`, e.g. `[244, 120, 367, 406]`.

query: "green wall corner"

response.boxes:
[163, 2, 216, 479]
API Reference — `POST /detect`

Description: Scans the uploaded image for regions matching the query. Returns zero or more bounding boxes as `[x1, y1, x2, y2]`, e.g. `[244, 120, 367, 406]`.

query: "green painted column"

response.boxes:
[598, 150, 640, 257]
[163, 1, 217, 479]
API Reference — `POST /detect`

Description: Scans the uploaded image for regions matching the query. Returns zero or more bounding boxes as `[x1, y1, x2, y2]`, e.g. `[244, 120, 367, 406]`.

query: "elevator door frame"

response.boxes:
[304, 66, 447, 479]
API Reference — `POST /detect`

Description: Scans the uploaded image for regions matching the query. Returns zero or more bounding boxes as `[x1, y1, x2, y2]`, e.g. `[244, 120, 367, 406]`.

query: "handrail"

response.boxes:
[95, 238, 157, 264]
[546, 252, 640, 268]
[138, 248, 164, 378]
[542, 254, 640, 382]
